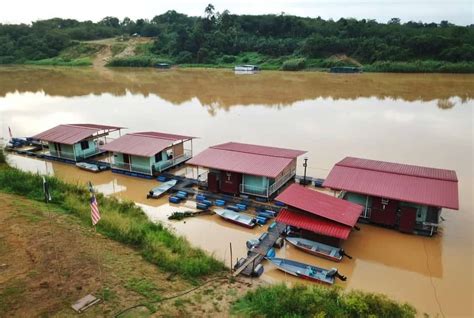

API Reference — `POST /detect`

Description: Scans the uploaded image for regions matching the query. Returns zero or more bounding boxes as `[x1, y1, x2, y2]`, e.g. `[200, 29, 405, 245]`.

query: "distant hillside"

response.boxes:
[1, 4, 473, 72]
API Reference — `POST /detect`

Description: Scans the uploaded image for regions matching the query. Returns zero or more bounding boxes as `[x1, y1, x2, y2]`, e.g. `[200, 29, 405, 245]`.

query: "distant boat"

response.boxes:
[155, 63, 171, 69]
[329, 66, 362, 73]
[75, 162, 108, 173]
[286, 237, 351, 262]
[215, 208, 256, 228]
[266, 257, 347, 285]
[147, 179, 177, 199]
[234, 65, 260, 72]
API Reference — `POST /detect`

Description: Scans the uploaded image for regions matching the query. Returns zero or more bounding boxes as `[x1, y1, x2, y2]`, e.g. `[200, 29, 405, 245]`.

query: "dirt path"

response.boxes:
[0, 193, 255, 317]
[87, 37, 153, 68]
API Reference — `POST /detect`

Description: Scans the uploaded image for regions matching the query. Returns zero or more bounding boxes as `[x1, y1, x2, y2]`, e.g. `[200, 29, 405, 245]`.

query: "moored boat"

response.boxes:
[286, 237, 351, 262]
[147, 179, 177, 199]
[234, 64, 260, 72]
[266, 257, 347, 285]
[76, 162, 108, 173]
[214, 208, 256, 228]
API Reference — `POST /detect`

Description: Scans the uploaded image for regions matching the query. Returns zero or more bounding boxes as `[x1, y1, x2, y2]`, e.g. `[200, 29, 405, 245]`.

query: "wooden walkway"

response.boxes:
[233, 222, 287, 277]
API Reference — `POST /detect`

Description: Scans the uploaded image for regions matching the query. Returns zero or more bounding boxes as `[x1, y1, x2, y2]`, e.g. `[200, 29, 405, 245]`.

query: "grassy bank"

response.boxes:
[0, 163, 224, 279]
[232, 284, 416, 318]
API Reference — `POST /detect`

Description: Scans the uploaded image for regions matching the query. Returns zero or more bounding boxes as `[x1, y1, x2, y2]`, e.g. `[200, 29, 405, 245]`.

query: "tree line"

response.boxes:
[1, 4, 473, 65]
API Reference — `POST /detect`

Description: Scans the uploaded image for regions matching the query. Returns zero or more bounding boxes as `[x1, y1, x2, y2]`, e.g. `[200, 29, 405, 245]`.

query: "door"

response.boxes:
[399, 206, 417, 233]
[207, 172, 219, 193]
[123, 154, 131, 170]
[55, 143, 62, 156]
[370, 197, 398, 226]
[220, 171, 242, 195]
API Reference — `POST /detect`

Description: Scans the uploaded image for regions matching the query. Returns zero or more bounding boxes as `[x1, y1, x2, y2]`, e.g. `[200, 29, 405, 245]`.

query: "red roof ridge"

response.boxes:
[211, 141, 306, 159]
[131, 131, 194, 141]
[338, 156, 458, 182]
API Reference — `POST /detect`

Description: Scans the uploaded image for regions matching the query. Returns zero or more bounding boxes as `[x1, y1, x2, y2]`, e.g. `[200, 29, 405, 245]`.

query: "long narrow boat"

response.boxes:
[286, 237, 349, 262]
[214, 208, 256, 229]
[147, 179, 177, 199]
[76, 162, 107, 173]
[266, 257, 347, 285]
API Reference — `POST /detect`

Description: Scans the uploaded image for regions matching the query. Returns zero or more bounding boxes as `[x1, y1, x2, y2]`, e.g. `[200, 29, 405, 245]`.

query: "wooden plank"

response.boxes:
[71, 294, 101, 313]
[233, 253, 260, 277]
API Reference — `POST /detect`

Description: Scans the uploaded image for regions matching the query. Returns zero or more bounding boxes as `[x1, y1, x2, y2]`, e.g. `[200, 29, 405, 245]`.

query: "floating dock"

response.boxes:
[233, 222, 286, 277]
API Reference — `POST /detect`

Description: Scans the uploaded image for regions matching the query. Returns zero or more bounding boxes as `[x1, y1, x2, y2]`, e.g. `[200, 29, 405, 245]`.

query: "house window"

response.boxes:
[155, 152, 162, 162]
[80, 140, 89, 150]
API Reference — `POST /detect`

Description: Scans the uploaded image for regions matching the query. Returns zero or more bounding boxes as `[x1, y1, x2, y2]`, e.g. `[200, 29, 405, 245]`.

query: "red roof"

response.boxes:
[100, 131, 194, 157]
[277, 209, 352, 240]
[275, 184, 363, 227]
[323, 157, 459, 210]
[32, 124, 122, 145]
[187, 142, 306, 178]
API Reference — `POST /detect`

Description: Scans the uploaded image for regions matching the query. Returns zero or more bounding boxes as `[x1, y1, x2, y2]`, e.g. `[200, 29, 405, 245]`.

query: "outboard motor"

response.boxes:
[326, 268, 347, 281]
[339, 248, 353, 259]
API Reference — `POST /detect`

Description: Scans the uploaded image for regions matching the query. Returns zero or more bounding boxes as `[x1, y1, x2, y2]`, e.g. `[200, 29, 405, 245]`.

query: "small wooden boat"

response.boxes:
[214, 208, 256, 228]
[76, 162, 107, 173]
[147, 179, 177, 199]
[286, 237, 351, 262]
[266, 257, 347, 285]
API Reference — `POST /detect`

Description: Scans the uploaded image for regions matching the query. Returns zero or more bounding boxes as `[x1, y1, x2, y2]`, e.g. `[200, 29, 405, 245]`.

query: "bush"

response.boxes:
[232, 284, 416, 318]
[281, 58, 306, 71]
[107, 56, 155, 67]
[25, 57, 92, 66]
[175, 51, 193, 64]
[221, 55, 236, 63]
[364, 60, 474, 73]
[0, 166, 224, 278]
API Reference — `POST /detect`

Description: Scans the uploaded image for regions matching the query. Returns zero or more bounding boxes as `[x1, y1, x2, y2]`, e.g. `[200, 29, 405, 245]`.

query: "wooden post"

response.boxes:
[229, 242, 233, 274]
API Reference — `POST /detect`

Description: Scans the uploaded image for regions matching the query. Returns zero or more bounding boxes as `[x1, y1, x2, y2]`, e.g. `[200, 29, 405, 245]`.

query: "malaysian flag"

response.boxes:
[88, 182, 101, 226]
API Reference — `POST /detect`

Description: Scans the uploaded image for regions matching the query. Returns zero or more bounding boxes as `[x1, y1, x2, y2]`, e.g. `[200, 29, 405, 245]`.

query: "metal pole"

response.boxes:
[303, 157, 308, 186]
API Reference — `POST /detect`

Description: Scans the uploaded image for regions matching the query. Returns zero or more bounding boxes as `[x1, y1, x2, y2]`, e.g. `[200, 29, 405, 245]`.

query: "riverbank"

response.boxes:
[4, 38, 473, 73]
[0, 164, 224, 279]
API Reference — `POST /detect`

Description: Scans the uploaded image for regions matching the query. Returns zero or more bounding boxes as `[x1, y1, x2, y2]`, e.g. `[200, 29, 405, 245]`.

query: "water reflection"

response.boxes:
[0, 67, 472, 112]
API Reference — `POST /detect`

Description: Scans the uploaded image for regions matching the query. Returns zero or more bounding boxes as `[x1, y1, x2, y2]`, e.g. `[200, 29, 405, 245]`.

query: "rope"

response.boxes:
[113, 276, 229, 317]
[422, 238, 445, 318]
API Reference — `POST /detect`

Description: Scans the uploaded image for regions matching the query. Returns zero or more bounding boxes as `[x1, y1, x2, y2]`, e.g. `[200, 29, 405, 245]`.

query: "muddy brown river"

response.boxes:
[1, 66, 473, 317]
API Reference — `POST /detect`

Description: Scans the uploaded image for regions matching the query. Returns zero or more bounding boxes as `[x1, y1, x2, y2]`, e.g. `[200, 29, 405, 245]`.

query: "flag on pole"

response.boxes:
[89, 182, 101, 226]
[8, 126, 12, 139]
[42, 176, 51, 203]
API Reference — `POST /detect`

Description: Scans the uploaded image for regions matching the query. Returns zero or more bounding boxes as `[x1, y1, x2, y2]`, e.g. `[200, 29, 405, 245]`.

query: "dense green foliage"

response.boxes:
[1, 4, 473, 72]
[0, 165, 224, 278]
[0, 148, 5, 164]
[232, 284, 416, 318]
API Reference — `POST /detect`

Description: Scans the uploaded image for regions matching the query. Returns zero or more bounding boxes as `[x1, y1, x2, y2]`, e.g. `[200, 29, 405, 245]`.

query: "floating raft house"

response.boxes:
[275, 184, 363, 246]
[323, 157, 459, 236]
[187, 142, 306, 199]
[101, 131, 195, 177]
[31, 123, 123, 163]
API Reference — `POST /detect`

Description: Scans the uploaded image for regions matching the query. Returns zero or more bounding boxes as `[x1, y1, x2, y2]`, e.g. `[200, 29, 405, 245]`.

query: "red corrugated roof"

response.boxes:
[277, 209, 352, 240]
[100, 131, 193, 157]
[187, 142, 306, 178]
[32, 124, 122, 145]
[275, 184, 363, 227]
[212, 142, 306, 158]
[323, 157, 459, 210]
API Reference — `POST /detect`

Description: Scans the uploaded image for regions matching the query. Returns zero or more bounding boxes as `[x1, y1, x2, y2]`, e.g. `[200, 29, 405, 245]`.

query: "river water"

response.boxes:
[1, 66, 472, 316]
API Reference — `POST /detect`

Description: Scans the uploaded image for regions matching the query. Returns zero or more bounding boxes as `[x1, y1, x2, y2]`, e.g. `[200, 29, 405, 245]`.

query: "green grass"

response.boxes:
[25, 57, 92, 66]
[0, 280, 26, 312]
[232, 284, 416, 318]
[0, 165, 224, 279]
[126, 278, 162, 302]
[0, 148, 5, 164]
[107, 55, 172, 67]
[111, 43, 127, 56]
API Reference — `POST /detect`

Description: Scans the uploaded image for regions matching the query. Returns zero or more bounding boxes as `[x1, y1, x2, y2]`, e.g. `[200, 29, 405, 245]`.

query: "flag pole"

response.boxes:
[89, 181, 105, 307]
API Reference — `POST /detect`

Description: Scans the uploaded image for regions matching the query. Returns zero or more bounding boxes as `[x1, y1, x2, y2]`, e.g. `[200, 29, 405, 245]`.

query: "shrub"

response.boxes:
[0, 148, 5, 164]
[175, 51, 193, 64]
[107, 56, 155, 67]
[232, 284, 416, 318]
[221, 55, 236, 63]
[281, 58, 306, 71]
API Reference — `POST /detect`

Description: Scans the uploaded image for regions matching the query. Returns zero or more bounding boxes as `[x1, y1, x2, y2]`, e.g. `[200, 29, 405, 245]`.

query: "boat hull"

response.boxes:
[286, 237, 342, 262]
[215, 209, 256, 228]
